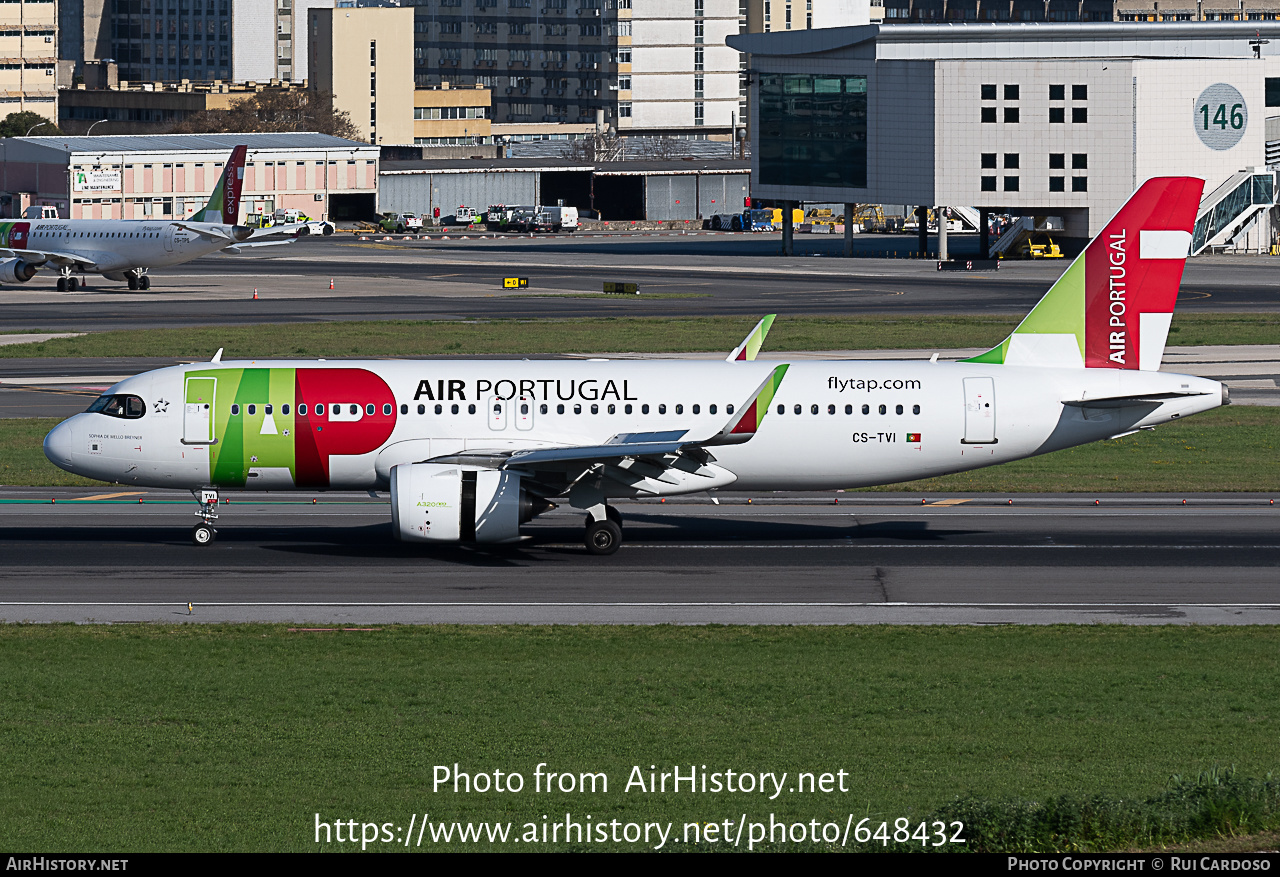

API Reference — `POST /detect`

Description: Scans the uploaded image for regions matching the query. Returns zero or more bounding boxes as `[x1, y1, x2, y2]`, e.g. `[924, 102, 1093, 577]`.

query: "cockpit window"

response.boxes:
[86, 394, 146, 419]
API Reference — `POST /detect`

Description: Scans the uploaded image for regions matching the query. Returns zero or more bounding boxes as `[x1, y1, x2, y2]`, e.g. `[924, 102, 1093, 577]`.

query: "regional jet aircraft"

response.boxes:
[44, 177, 1226, 553]
[0, 145, 295, 291]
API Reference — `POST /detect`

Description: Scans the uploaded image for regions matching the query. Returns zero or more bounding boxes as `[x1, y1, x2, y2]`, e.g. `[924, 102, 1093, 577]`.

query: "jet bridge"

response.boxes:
[1190, 169, 1277, 255]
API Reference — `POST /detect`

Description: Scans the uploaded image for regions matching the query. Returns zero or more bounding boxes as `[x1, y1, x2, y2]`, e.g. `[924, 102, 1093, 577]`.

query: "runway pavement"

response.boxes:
[1, 489, 1276, 625]
[0, 236, 1276, 332]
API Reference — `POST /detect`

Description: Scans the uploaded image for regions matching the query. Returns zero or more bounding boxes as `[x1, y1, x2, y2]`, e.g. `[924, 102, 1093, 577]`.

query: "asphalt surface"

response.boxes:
[2, 489, 1277, 625]
[0, 234, 1275, 331]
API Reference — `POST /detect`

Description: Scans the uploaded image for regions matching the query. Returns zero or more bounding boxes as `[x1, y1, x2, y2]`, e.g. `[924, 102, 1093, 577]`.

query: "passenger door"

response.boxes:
[183, 376, 216, 445]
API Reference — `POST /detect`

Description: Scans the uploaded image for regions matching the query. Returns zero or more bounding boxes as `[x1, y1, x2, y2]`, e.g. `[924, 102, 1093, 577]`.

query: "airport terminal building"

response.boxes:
[729, 22, 1280, 250]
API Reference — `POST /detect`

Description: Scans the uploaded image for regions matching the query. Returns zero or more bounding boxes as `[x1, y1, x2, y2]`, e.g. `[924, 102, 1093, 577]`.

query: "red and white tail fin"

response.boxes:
[966, 177, 1203, 371]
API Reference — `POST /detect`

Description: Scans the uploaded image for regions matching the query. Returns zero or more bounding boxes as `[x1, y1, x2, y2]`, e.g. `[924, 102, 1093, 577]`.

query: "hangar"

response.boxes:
[378, 159, 751, 222]
[728, 22, 1280, 254]
[0, 133, 379, 221]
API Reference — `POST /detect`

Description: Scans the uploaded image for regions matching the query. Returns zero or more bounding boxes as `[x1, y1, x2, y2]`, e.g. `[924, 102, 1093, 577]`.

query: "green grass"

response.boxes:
[5, 407, 1275, 490]
[0, 625, 1278, 851]
[868, 406, 1280, 493]
[1, 312, 1275, 359]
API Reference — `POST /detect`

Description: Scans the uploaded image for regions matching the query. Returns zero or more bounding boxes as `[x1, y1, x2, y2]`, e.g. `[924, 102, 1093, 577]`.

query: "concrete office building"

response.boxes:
[309, 6, 415, 144]
[93, 0, 334, 86]
[729, 22, 1280, 253]
[407, 0, 741, 138]
[0, 0, 57, 118]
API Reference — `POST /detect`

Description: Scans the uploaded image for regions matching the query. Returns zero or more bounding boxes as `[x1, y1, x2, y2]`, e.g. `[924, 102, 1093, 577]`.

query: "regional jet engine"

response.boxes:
[390, 462, 551, 543]
[0, 258, 39, 283]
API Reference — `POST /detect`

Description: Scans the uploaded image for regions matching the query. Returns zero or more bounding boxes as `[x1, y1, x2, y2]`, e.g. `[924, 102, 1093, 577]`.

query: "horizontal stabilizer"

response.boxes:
[1062, 390, 1214, 408]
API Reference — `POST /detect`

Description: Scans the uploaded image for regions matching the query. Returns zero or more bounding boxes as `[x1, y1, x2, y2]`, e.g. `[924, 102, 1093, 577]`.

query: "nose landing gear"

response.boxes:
[191, 488, 219, 545]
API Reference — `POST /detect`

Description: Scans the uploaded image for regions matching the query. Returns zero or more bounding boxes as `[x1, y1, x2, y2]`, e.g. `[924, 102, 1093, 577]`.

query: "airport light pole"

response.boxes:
[25, 121, 47, 137]
[86, 119, 109, 136]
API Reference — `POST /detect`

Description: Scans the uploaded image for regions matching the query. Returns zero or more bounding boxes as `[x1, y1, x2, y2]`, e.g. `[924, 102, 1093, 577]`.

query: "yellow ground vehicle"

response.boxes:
[770, 207, 806, 227]
[1021, 234, 1064, 259]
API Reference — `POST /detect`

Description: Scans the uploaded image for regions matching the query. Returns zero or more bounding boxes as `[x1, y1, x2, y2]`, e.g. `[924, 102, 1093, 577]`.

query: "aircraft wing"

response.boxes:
[0, 248, 99, 270]
[433, 365, 790, 479]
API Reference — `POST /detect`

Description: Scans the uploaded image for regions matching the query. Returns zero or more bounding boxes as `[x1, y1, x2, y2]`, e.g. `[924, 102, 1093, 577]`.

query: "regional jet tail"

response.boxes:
[0, 145, 297, 291]
[45, 177, 1226, 554]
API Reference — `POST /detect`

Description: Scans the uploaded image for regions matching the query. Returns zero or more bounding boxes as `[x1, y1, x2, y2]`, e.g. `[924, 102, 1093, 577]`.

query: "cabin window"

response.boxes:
[248, 404, 256, 415]
[709, 404, 717, 415]
[349, 404, 358, 415]
[451, 404, 459, 414]
[607, 404, 615, 414]
[365, 404, 375, 415]
[896, 404, 903, 414]
[435, 404, 443, 414]
[557, 404, 565, 414]
[845, 404, 853, 414]
[659, 404, 666, 414]
[298, 404, 307, 415]
[913, 404, 920, 414]
[811, 404, 819, 415]
[230, 404, 240, 415]
[642, 404, 649, 414]
[400, 404, 408, 414]
[591, 404, 599, 414]
[468, 404, 476, 414]
[675, 404, 684, 415]
[383, 403, 392, 415]
[726, 404, 733, 414]
[828, 404, 836, 414]
[878, 404, 887, 414]
[624, 404, 632, 414]
[417, 404, 425, 414]
[282, 404, 290, 415]
[777, 404, 784, 414]
[540, 403, 548, 414]
[265, 404, 273, 414]
[793, 404, 801, 415]
[862, 404, 870, 414]
[574, 404, 582, 414]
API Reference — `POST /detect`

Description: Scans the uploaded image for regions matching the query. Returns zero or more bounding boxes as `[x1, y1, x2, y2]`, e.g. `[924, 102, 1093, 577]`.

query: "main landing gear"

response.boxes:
[584, 506, 623, 556]
[55, 269, 79, 292]
[126, 269, 151, 291]
[191, 488, 219, 545]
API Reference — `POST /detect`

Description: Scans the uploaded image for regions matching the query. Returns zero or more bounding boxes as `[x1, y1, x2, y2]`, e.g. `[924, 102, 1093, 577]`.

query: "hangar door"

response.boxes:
[645, 175, 697, 221]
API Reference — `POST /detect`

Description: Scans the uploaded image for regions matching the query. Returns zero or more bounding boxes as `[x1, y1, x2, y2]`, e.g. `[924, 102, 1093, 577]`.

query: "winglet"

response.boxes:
[964, 176, 1203, 371]
[211, 347, 223, 363]
[726, 314, 776, 362]
[705, 364, 789, 445]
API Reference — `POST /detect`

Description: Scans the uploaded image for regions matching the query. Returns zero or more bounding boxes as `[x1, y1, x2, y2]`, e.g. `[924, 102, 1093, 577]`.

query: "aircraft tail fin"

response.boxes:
[191, 145, 248, 225]
[965, 176, 1203, 371]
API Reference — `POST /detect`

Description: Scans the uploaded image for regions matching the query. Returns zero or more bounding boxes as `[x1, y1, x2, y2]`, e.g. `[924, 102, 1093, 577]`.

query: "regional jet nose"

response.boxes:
[43, 418, 77, 471]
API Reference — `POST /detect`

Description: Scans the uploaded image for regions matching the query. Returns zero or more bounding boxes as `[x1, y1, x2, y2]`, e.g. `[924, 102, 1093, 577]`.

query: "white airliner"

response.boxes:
[0, 145, 293, 291]
[44, 177, 1226, 553]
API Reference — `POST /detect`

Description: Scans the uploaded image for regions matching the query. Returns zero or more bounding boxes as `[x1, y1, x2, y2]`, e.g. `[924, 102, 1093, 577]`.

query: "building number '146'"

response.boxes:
[1201, 102, 1244, 130]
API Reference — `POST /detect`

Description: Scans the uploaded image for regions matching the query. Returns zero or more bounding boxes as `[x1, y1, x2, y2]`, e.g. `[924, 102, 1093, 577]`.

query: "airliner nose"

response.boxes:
[43, 418, 76, 471]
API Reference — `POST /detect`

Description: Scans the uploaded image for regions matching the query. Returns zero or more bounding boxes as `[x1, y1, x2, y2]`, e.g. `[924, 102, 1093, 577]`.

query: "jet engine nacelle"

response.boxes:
[0, 258, 39, 283]
[390, 462, 548, 544]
